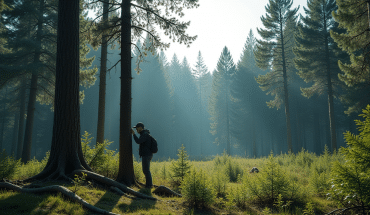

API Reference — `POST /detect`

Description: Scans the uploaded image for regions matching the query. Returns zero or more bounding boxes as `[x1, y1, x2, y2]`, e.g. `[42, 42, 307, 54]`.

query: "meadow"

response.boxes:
[0, 133, 343, 215]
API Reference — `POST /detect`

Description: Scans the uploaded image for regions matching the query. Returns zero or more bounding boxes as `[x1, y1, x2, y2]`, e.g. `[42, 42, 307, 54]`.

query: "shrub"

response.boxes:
[211, 166, 229, 197]
[227, 183, 247, 209]
[0, 149, 21, 180]
[329, 105, 370, 212]
[242, 153, 291, 204]
[181, 167, 215, 208]
[81, 131, 114, 172]
[170, 144, 191, 183]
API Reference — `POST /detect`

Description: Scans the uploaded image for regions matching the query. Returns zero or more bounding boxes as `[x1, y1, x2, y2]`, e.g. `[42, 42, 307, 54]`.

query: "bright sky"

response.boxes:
[162, 0, 308, 73]
[88, 0, 308, 73]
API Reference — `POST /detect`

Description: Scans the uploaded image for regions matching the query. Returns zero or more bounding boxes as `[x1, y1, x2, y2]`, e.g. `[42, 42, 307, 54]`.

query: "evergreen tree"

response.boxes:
[294, 0, 346, 151]
[232, 30, 270, 157]
[209, 46, 236, 155]
[170, 144, 192, 182]
[254, 0, 299, 152]
[87, 0, 199, 186]
[331, 0, 370, 115]
[330, 105, 370, 213]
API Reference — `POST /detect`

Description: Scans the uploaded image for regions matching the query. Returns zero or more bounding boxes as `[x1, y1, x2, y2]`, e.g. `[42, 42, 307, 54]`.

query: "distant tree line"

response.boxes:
[0, 0, 369, 169]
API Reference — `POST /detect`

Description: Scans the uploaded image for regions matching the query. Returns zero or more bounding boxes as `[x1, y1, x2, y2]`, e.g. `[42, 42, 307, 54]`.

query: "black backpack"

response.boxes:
[148, 134, 158, 154]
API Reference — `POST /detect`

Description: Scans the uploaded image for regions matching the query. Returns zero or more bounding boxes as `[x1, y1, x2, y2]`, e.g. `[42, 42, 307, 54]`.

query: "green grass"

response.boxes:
[0, 148, 343, 214]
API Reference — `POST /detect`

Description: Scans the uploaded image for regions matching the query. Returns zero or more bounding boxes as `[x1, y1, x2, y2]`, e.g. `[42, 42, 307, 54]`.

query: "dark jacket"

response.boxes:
[133, 129, 152, 157]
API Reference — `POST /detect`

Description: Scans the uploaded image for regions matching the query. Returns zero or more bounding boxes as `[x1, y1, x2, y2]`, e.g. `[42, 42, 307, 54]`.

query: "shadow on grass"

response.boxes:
[0, 191, 48, 215]
[115, 188, 157, 213]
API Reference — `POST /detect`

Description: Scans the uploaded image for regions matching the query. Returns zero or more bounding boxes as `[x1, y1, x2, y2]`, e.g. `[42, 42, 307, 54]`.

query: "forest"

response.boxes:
[0, 0, 369, 214]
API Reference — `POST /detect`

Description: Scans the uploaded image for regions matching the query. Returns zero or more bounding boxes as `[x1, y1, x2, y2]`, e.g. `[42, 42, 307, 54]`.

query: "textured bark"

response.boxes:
[96, 0, 109, 146]
[16, 80, 27, 160]
[21, 0, 44, 164]
[116, 0, 136, 186]
[21, 0, 93, 183]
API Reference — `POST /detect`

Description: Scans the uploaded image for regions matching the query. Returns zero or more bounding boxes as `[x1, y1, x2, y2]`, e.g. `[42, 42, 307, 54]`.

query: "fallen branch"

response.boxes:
[0, 182, 119, 215]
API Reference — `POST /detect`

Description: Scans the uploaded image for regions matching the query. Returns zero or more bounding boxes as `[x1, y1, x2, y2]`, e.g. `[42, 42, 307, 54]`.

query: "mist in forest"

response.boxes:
[0, 0, 364, 164]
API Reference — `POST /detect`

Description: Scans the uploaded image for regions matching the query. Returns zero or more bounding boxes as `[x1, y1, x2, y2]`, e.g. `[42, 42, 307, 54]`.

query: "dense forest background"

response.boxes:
[0, 0, 368, 164]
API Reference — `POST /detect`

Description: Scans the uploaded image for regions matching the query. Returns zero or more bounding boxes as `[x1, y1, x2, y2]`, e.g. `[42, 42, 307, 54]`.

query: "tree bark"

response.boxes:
[116, 0, 136, 186]
[323, 6, 337, 152]
[313, 108, 321, 154]
[22, 0, 93, 183]
[96, 0, 109, 146]
[21, 0, 44, 164]
[10, 111, 19, 157]
[17, 79, 27, 160]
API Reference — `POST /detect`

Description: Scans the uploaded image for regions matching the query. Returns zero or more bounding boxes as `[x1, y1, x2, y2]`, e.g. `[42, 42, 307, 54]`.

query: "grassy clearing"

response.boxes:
[0, 143, 343, 214]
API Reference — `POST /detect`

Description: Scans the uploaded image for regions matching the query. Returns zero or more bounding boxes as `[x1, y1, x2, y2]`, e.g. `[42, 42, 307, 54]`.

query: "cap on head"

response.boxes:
[133, 122, 144, 129]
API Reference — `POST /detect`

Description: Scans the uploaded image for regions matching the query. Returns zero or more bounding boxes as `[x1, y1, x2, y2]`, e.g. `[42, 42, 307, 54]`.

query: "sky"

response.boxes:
[161, 0, 308, 74]
[87, 0, 308, 74]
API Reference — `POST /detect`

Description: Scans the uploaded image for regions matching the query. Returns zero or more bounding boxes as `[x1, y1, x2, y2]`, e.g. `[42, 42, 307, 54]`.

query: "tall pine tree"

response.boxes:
[294, 0, 346, 151]
[331, 0, 370, 115]
[254, 0, 299, 152]
[209, 47, 236, 155]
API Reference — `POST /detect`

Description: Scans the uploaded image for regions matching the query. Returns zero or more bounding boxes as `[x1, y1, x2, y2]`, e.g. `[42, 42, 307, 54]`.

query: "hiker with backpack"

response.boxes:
[130, 122, 157, 188]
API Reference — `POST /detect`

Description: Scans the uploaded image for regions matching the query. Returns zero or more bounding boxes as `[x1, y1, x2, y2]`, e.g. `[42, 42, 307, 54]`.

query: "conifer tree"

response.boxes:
[87, 0, 199, 186]
[330, 104, 370, 212]
[232, 30, 269, 156]
[170, 144, 192, 182]
[209, 46, 236, 155]
[294, 0, 345, 151]
[331, 0, 370, 115]
[254, 0, 299, 152]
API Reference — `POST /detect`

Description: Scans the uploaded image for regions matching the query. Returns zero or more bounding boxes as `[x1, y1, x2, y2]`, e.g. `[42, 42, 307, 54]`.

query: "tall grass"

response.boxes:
[0, 133, 344, 213]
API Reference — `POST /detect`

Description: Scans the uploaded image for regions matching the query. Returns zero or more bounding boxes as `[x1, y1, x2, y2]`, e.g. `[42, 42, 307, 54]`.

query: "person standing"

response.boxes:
[130, 122, 153, 188]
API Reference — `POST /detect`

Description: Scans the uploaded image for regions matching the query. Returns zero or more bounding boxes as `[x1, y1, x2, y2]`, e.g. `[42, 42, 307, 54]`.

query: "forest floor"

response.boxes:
[0, 176, 338, 215]
[0, 179, 264, 215]
[0, 148, 342, 214]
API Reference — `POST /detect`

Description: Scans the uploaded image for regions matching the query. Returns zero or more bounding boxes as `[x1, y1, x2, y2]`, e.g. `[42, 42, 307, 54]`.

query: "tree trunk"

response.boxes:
[17, 79, 27, 160]
[313, 108, 321, 154]
[226, 83, 230, 155]
[0, 87, 5, 152]
[323, 8, 337, 152]
[10, 111, 19, 157]
[21, 0, 45, 164]
[116, 0, 136, 186]
[280, 10, 292, 153]
[96, 0, 109, 146]
[22, 0, 92, 183]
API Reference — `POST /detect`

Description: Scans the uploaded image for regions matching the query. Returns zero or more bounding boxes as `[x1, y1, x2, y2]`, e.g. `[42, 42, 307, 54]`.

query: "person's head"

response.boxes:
[133, 122, 144, 133]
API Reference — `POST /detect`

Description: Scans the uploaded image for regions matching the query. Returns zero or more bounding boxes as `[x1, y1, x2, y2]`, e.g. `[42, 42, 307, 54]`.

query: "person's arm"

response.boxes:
[133, 132, 149, 144]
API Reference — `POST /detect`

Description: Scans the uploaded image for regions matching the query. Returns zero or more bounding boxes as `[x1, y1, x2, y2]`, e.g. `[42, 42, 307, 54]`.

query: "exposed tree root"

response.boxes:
[152, 185, 182, 197]
[0, 181, 120, 215]
[66, 170, 157, 200]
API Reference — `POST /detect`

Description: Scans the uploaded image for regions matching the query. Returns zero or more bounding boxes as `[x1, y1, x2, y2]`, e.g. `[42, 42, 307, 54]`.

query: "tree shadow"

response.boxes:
[0, 190, 52, 215]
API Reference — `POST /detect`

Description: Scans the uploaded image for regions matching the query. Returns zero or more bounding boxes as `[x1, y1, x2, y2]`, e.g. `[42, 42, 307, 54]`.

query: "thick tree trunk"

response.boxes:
[17, 79, 27, 160]
[96, 0, 109, 146]
[116, 0, 136, 186]
[21, 0, 45, 164]
[22, 0, 93, 183]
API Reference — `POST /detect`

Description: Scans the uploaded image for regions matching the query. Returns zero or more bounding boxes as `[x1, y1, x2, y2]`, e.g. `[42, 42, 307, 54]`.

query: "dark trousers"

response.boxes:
[142, 155, 153, 187]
